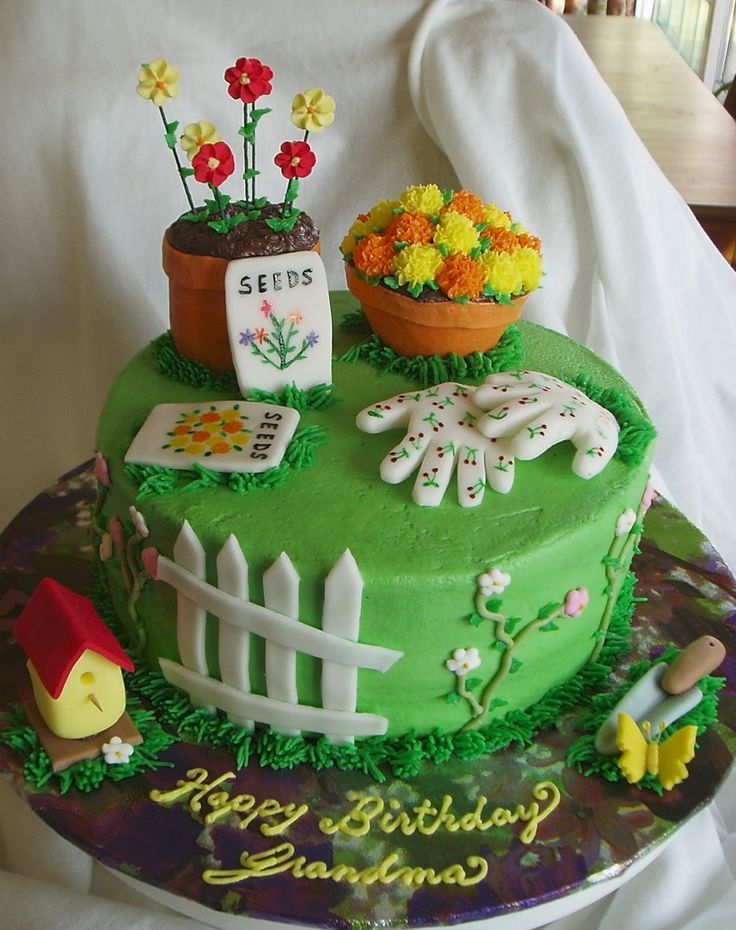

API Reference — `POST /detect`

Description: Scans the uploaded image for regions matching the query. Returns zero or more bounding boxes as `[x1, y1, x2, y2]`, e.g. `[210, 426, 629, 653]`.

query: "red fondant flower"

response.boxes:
[274, 141, 316, 180]
[192, 141, 235, 188]
[224, 58, 274, 103]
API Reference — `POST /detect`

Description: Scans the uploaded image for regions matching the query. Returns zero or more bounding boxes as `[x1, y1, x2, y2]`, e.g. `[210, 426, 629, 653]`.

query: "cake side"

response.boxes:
[94, 295, 654, 758]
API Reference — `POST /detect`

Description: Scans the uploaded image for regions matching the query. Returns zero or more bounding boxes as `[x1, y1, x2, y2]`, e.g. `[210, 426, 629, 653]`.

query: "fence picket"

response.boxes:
[156, 527, 404, 740]
[322, 549, 363, 744]
[216, 535, 253, 730]
[263, 552, 300, 736]
[172, 520, 214, 713]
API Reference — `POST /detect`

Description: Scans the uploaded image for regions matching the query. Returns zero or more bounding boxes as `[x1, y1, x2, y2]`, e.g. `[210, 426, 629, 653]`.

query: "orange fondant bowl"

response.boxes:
[163, 233, 321, 374]
[345, 264, 527, 359]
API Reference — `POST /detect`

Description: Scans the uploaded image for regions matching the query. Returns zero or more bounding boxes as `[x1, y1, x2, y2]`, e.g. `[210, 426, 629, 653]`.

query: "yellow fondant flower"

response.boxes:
[433, 211, 480, 256]
[291, 88, 336, 132]
[480, 251, 524, 297]
[393, 243, 444, 288]
[366, 199, 401, 231]
[399, 184, 445, 217]
[514, 247, 544, 293]
[482, 203, 512, 231]
[136, 59, 180, 107]
[180, 121, 220, 161]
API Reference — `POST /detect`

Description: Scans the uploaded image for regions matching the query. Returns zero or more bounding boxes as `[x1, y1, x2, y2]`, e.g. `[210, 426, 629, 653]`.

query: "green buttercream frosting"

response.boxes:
[125, 425, 326, 498]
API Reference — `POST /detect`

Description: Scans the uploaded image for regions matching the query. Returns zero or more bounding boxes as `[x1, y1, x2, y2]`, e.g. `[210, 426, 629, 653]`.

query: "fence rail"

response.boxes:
[154, 521, 403, 742]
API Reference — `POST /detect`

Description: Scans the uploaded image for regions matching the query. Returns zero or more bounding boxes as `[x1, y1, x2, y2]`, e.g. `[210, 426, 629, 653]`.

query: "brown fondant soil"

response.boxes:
[167, 202, 319, 260]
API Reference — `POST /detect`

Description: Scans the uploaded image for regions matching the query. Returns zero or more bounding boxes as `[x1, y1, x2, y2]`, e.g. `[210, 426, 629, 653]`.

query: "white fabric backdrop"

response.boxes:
[1, 1, 734, 927]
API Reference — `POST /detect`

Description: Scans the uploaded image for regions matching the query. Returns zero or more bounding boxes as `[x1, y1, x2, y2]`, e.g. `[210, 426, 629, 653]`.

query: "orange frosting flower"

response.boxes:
[436, 254, 486, 300]
[385, 212, 435, 246]
[443, 190, 485, 225]
[482, 227, 520, 254]
[518, 233, 542, 253]
[353, 233, 396, 278]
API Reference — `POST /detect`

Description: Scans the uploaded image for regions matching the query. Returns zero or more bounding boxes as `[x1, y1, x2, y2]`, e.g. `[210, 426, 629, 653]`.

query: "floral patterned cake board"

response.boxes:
[0, 463, 734, 930]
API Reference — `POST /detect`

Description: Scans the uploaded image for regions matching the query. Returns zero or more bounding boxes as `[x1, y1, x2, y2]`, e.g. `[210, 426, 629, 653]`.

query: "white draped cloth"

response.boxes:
[1, 1, 735, 927]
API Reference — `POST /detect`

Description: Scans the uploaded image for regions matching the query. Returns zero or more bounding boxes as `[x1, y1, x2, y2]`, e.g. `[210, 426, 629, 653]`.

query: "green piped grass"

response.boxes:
[0, 701, 175, 795]
[125, 425, 326, 499]
[338, 318, 525, 388]
[566, 647, 724, 796]
[85, 570, 649, 783]
[154, 331, 336, 410]
[572, 373, 656, 466]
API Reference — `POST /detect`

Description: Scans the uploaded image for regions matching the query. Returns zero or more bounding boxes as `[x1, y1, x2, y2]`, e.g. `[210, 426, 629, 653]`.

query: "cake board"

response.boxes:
[0, 463, 734, 929]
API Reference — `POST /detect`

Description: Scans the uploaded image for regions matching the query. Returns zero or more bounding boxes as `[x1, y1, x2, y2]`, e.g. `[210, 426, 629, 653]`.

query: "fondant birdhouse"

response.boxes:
[14, 578, 134, 740]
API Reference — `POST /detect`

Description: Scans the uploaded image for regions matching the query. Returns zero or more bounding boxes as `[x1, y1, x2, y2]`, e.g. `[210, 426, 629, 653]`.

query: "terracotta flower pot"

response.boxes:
[163, 233, 321, 374]
[345, 264, 527, 359]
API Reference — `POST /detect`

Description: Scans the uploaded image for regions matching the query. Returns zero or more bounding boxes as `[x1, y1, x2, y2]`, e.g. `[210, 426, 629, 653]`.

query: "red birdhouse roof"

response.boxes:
[14, 578, 135, 699]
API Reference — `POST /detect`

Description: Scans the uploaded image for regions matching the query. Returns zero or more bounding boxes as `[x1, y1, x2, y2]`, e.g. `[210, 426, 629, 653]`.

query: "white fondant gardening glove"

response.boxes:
[473, 371, 620, 479]
[356, 382, 516, 507]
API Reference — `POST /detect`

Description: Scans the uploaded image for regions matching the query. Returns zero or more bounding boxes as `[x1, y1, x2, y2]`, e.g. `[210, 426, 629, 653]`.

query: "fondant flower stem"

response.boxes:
[461, 598, 564, 731]
[158, 105, 195, 211]
[589, 500, 645, 663]
[209, 184, 228, 223]
[242, 103, 250, 204]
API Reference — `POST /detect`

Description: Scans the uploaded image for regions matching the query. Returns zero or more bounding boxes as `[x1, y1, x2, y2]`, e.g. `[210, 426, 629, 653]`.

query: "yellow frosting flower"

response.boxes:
[393, 244, 444, 288]
[433, 211, 480, 256]
[480, 252, 524, 297]
[136, 59, 180, 107]
[514, 247, 544, 292]
[399, 184, 445, 217]
[291, 88, 336, 132]
[340, 218, 372, 257]
[180, 121, 220, 160]
[482, 203, 512, 231]
[367, 199, 401, 231]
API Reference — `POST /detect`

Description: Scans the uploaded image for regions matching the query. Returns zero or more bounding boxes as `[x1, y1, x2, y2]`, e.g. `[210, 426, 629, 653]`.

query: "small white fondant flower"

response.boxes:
[101, 736, 134, 765]
[129, 506, 149, 539]
[446, 647, 481, 677]
[99, 533, 113, 562]
[615, 508, 637, 537]
[478, 567, 511, 597]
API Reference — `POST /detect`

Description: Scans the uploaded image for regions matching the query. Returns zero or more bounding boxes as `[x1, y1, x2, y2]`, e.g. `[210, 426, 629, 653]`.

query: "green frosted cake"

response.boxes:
[93, 293, 655, 774]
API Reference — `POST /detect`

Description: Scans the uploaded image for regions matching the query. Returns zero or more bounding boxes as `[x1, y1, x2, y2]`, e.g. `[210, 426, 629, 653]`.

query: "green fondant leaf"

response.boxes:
[540, 621, 559, 632]
[537, 602, 563, 620]
[485, 596, 504, 613]
[445, 692, 461, 705]
[468, 611, 484, 628]
[382, 276, 400, 290]
[504, 616, 522, 634]
[509, 658, 523, 674]
[492, 640, 508, 653]
[179, 167, 195, 179]
[465, 677, 483, 693]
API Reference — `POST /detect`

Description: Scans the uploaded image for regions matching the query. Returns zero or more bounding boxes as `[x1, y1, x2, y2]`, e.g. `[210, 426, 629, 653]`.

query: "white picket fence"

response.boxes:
[155, 521, 403, 743]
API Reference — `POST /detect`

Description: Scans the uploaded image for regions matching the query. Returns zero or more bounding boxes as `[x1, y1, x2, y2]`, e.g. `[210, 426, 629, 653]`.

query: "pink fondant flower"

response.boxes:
[274, 140, 316, 180]
[224, 57, 273, 103]
[192, 141, 235, 188]
[94, 452, 111, 488]
[641, 482, 656, 513]
[142, 546, 159, 580]
[564, 588, 589, 618]
[109, 516, 123, 550]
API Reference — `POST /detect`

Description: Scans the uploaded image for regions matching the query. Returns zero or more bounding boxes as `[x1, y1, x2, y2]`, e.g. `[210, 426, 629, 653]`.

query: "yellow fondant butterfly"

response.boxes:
[616, 714, 698, 791]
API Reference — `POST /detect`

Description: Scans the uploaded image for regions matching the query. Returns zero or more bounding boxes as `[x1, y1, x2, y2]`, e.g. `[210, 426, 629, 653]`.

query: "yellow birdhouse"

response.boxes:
[14, 579, 134, 740]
